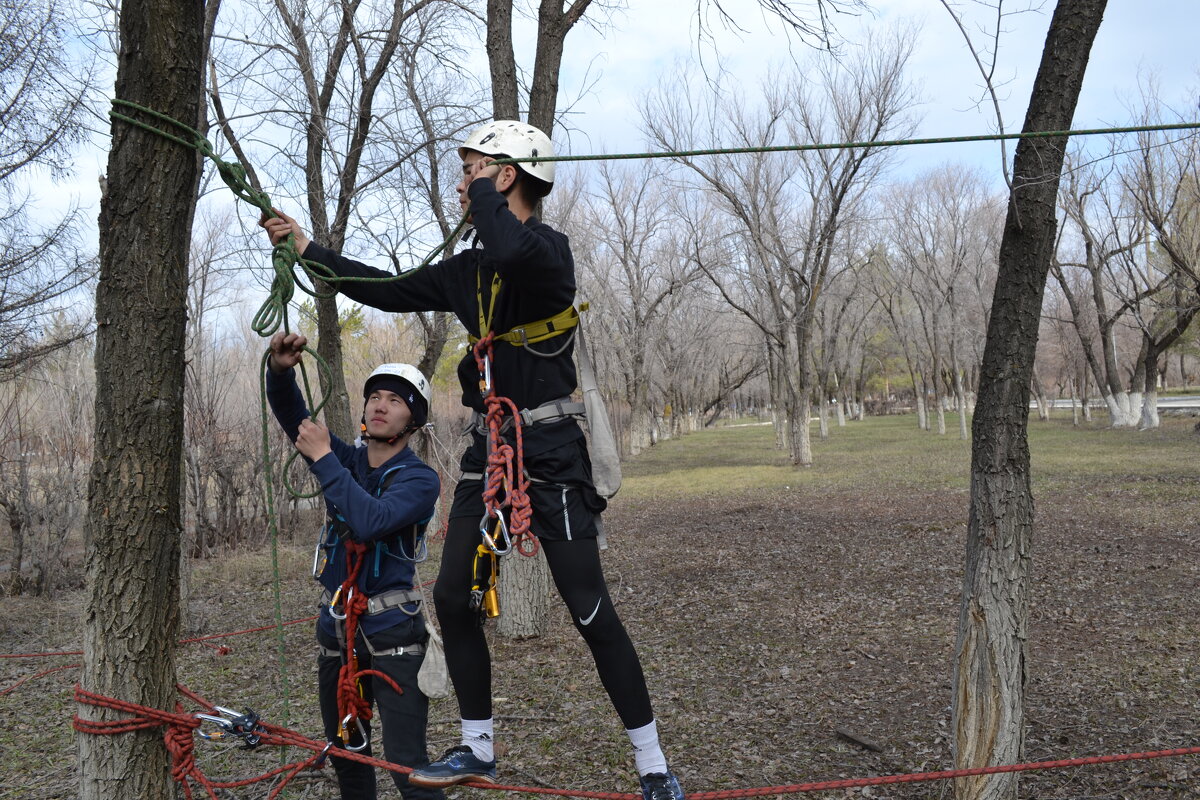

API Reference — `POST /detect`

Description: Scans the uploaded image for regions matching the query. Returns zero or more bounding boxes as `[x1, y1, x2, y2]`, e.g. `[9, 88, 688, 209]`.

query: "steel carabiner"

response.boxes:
[340, 713, 370, 752]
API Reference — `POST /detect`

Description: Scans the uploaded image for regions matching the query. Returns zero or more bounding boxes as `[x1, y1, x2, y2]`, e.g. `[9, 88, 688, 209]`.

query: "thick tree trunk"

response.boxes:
[316, 292, 354, 439]
[497, 549, 552, 637]
[79, 0, 205, 796]
[954, 3, 1106, 800]
[486, 0, 519, 119]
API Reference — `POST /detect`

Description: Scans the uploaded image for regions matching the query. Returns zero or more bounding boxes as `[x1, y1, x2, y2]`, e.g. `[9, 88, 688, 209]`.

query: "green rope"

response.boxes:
[486, 121, 1200, 168]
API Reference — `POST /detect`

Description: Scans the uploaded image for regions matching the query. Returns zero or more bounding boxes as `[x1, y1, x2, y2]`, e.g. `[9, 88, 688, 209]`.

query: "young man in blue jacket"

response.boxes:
[262, 121, 684, 800]
[266, 331, 442, 800]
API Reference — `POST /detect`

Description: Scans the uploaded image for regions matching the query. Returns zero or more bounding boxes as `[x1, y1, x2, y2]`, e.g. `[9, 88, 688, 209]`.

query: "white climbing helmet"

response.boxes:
[459, 120, 556, 185]
[363, 363, 431, 427]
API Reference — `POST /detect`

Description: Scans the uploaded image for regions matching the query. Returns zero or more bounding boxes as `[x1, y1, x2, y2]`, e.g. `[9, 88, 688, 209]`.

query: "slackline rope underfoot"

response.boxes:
[71, 683, 1200, 800]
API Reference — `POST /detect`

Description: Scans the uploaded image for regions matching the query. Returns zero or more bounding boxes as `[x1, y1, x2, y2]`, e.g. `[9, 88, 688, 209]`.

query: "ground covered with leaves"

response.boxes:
[2, 417, 1198, 799]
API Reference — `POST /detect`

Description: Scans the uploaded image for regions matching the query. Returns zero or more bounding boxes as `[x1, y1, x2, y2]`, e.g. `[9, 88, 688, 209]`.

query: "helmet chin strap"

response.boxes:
[360, 417, 417, 446]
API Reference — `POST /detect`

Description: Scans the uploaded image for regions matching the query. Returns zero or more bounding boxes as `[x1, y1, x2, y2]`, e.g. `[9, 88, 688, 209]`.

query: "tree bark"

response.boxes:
[486, 0, 519, 119]
[79, 0, 205, 795]
[497, 549, 553, 638]
[953, 3, 1106, 800]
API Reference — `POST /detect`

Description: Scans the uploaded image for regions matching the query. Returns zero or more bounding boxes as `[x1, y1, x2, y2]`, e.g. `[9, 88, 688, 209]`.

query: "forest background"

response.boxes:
[4, 0, 1198, 581]
[1, 0, 1199, 797]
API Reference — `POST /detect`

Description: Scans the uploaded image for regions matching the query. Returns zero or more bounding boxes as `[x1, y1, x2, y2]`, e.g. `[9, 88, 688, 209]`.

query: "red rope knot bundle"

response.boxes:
[73, 686, 208, 798]
[335, 541, 375, 735]
[472, 332, 537, 556]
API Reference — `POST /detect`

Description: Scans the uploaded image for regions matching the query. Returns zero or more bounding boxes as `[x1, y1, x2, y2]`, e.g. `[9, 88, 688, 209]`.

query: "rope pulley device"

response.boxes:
[470, 543, 500, 620]
[196, 706, 265, 750]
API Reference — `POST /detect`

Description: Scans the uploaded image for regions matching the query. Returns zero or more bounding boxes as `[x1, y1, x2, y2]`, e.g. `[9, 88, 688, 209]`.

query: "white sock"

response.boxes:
[461, 717, 495, 762]
[627, 719, 669, 775]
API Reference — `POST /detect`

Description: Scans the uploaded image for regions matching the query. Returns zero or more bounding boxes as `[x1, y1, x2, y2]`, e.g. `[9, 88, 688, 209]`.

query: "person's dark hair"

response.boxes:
[497, 153, 553, 203]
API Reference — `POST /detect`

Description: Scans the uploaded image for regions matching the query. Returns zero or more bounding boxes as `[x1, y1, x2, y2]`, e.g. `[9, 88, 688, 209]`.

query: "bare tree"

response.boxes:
[888, 165, 1000, 439]
[954, 3, 1107, 799]
[78, 0, 207, 794]
[0, 0, 97, 378]
[573, 160, 699, 453]
[644, 30, 915, 466]
[1053, 149, 1145, 426]
[210, 0, 467, 439]
[1119, 92, 1200, 429]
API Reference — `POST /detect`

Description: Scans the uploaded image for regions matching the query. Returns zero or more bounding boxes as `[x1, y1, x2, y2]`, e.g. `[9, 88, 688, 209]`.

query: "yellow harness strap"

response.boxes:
[472, 269, 582, 346]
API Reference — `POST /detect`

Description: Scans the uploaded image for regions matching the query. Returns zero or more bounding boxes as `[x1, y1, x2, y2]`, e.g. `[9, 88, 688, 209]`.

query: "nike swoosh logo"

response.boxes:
[578, 598, 602, 626]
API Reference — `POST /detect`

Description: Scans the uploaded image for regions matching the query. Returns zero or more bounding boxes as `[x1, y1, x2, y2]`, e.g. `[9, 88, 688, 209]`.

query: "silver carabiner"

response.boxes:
[328, 587, 350, 621]
[480, 354, 493, 395]
[479, 512, 512, 556]
[195, 706, 263, 749]
[341, 714, 370, 752]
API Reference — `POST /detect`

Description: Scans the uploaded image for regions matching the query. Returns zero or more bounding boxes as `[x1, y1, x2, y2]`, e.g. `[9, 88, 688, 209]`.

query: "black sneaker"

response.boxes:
[409, 745, 498, 788]
[639, 770, 685, 800]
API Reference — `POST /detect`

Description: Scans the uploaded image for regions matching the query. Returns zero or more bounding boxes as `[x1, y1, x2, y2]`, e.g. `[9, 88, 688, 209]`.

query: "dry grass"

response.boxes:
[2, 416, 1198, 799]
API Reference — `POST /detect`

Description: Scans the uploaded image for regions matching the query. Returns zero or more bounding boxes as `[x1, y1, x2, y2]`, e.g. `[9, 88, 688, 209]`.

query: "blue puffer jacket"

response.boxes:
[267, 367, 439, 639]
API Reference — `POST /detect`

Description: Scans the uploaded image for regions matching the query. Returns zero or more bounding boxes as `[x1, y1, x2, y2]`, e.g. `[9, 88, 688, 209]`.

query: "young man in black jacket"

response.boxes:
[266, 332, 442, 800]
[262, 121, 683, 800]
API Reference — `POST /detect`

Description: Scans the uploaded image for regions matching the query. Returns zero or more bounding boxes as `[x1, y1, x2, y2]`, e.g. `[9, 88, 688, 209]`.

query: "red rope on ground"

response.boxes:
[0, 663, 79, 696]
[71, 683, 1200, 799]
[472, 332, 537, 557]
[2, 615, 320, 663]
[74, 683, 410, 798]
[178, 615, 317, 647]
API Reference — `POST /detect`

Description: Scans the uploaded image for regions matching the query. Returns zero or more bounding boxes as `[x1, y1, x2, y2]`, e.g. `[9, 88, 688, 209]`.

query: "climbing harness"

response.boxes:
[319, 465, 428, 753]
[469, 271, 581, 349]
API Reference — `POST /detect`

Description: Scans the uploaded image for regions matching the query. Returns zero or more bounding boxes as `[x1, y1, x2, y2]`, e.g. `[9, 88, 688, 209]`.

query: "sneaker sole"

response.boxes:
[408, 772, 499, 788]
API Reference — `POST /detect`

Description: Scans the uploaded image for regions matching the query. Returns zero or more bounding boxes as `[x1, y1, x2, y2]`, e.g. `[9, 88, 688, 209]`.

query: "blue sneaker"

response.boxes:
[640, 770, 684, 800]
[409, 745, 498, 787]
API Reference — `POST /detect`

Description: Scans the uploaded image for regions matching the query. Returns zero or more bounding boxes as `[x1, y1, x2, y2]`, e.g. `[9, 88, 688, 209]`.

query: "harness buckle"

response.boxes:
[196, 706, 264, 750]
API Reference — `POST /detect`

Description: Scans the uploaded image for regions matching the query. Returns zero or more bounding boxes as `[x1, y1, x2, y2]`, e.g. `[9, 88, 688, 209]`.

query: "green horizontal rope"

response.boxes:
[488, 121, 1200, 167]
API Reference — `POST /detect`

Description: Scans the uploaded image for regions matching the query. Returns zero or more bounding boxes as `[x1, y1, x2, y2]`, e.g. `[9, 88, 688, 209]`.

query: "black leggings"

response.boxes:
[433, 515, 654, 729]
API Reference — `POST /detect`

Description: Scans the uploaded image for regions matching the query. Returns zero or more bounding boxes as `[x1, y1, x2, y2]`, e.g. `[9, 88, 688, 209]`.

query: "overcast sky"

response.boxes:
[29, 1, 1200, 234]
[538, 0, 1200, 182]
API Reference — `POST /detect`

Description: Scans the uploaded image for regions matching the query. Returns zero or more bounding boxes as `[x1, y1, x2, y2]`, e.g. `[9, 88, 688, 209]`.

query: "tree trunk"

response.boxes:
[497, 549, 552, 638]
[953, 3, 1106, 799]
[486, 0, 519, 120]
[1031, 373, 1051, 421]
[79, 0, 205, 795]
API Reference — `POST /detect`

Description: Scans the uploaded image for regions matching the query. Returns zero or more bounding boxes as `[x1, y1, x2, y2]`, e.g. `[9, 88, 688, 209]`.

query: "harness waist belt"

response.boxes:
[470, 397, 585, 435]
[469, 304, 581, 347]
[319, 642, 425, 658]
[322, 588, 422, 615]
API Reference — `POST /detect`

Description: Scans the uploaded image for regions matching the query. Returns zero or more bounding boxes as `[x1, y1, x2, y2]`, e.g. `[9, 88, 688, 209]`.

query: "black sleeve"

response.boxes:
[303, 242, 460, 314]
[466, 179, 572, 288]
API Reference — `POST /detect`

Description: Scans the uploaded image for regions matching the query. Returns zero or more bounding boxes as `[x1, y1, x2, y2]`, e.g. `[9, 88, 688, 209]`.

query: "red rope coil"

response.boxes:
[473, 332, 538, 557]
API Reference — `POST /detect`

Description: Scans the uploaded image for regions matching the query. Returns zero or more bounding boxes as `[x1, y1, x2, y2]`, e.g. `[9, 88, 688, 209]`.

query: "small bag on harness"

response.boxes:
[574, 317, 621, 499]
[414, 574, 451, 698]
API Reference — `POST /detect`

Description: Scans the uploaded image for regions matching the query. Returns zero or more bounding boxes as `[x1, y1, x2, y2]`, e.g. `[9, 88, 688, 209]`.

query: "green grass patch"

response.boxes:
[619, 414, 1198, 503]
